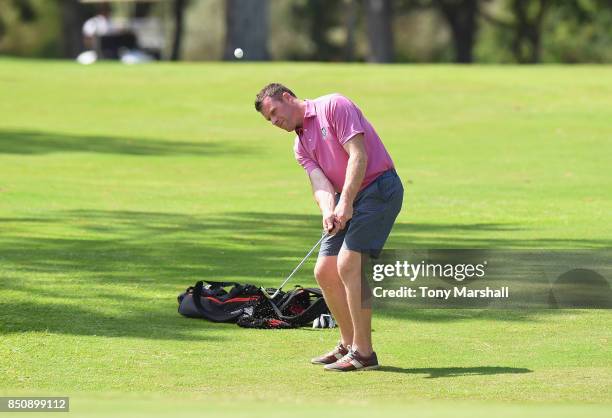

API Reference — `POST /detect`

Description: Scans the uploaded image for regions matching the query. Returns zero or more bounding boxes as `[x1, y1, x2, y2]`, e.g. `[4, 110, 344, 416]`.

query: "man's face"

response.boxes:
[260, 94, 299, 132]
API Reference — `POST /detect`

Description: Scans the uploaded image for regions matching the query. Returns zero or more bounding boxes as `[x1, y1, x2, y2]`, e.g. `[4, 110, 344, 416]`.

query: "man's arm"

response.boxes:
[334, 134, 367, 232]
[308, 168, 338, 234]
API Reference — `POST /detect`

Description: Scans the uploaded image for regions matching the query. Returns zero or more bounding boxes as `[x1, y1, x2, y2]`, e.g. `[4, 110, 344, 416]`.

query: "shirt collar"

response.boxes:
[304, 99, 316, 118]
[296, 100, 316, 135]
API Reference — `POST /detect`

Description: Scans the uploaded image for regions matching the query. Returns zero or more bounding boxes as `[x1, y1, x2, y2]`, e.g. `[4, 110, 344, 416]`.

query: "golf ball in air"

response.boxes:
[234, 48, 244, 59]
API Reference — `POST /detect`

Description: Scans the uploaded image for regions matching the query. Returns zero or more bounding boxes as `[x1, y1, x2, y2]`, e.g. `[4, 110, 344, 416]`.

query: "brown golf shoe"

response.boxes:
[310, 342, 350, 365]
[324, 348, 380, 372]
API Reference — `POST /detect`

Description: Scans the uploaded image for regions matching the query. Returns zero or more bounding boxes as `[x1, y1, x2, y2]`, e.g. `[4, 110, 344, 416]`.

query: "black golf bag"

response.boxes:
[177, 280, 330, 329]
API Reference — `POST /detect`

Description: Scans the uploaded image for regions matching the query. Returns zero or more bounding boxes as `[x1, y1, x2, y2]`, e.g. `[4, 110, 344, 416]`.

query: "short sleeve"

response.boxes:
[328, 95, 365, 145]
[294, 136, 320, 175]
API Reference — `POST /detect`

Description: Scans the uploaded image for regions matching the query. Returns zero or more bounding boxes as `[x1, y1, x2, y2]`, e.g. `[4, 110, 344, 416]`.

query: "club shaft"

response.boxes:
[272, 233, 327, 298]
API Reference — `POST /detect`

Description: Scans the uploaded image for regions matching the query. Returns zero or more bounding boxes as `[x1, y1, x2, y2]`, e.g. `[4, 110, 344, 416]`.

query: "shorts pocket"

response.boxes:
[377, 174, 402, 202]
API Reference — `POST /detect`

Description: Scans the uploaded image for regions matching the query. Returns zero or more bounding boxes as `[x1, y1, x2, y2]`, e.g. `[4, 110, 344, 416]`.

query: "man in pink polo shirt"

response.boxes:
[255, 83, 403, 372]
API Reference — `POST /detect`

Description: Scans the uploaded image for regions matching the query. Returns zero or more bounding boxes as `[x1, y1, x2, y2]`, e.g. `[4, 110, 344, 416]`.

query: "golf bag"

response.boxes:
[177, 280, 261, 322]
[177, 280, 330, 329]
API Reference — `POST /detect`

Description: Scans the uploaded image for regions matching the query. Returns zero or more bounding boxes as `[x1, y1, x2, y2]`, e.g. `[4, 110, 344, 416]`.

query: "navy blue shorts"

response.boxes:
[319, 169, 403, 258]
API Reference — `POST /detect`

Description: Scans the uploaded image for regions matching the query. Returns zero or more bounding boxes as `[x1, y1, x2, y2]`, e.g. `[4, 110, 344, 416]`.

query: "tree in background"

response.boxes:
[0, 0, 36, 48]
[132, 1, 152, 18]
[224, 0, 269, 61]
[0, 0, 36, 33]
[57, 0, 88, 59]
[11, 0, 37, 23]
[509, 0, 549, 63]
[289, 0, 345, 61]
[543, 0, 612, 63]
[396, 0, 484, 63]
[482, 0, 550, 63]
[365, 0, 395, 62]
[171, 0, 188, 61]
[344, 0, 359, 61]
[435, 0, 480, 63]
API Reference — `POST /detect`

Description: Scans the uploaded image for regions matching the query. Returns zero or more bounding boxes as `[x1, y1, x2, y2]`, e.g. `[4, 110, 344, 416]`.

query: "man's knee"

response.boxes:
[337, 249, 362, 283]
[314, 256, 339, 289]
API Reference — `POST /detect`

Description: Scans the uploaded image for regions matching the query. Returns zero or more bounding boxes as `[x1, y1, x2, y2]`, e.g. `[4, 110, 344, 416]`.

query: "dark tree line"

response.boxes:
[2, 0, 611, 63]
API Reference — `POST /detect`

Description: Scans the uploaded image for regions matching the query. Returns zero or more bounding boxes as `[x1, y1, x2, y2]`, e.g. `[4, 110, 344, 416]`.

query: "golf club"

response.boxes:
[262, 232, 328, 300]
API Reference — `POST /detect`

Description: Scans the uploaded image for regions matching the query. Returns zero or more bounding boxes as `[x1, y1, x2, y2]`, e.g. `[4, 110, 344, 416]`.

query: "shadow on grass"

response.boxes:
[1, 209, 610, 340]
[0, 129, 250, 156]
[379, 366, 532, 378]
[2, 210, 610, 283]
[0, 299, 230, 341]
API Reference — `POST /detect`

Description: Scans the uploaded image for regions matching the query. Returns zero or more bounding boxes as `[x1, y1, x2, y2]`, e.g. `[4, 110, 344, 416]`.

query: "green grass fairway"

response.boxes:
[0, 59, 611, 417]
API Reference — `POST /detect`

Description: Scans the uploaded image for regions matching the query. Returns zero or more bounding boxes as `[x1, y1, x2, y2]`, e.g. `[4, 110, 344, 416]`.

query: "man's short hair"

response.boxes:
[254, 83, 296, 112]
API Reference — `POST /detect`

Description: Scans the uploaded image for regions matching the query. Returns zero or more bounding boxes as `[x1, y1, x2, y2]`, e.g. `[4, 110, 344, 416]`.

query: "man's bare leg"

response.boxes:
[314, 255, 354, 346]
[337, 248, 372, 356]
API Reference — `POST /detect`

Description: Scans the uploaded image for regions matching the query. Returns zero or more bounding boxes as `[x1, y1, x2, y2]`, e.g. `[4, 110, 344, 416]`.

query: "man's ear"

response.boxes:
[281, 92, 292, 102]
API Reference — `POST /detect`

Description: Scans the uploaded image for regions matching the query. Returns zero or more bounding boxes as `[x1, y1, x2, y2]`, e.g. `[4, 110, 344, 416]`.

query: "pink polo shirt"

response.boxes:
[294, 94, 395, 193]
